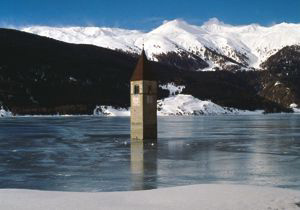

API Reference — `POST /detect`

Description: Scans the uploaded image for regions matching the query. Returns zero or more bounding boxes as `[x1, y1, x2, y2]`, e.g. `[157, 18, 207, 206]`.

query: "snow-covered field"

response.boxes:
[20, 18, 300, 69]
[1, 184, 299, 210]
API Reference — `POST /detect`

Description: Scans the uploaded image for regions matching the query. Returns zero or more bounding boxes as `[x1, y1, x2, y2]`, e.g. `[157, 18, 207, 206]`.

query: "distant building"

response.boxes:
[130, 49, 157, 141]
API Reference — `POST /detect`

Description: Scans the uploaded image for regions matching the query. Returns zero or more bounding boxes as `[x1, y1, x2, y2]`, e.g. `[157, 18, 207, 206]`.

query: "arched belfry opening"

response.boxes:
[130, 49, 157, 141]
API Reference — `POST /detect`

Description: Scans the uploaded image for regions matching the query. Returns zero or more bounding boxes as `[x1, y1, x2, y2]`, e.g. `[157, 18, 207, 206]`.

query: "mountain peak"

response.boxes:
[154, 19, 192, 31]
[201, 18, 231, 32]
[162, 19, 189, 26]
[151, 19, 200, 35]
[203, 18, 225, 26]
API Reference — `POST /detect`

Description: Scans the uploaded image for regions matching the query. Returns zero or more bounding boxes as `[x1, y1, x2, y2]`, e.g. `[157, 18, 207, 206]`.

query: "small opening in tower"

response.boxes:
[148, 85, 152, 94]
[134, 85, 139, 94]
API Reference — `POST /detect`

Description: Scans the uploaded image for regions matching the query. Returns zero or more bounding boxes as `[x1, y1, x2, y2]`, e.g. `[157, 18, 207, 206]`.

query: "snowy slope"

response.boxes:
[21, 18, 300, 70]
[157, 94, 239, 115]
[22, 26, 143, 53]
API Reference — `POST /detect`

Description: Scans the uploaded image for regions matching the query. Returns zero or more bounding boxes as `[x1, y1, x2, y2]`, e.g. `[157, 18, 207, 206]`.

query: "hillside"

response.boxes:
[0, 28, 295, 115]
[259, 45, 300, 107]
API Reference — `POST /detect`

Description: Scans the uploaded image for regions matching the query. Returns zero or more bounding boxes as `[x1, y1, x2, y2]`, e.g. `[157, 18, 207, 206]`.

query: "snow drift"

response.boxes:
[1, 184, 299, 210]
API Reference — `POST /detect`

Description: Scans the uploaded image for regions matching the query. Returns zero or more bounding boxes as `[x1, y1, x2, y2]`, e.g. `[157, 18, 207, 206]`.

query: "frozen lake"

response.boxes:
[0, 114, 299, 192]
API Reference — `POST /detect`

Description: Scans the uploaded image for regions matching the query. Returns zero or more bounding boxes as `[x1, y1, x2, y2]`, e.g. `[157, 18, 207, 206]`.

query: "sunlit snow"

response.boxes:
[21, 18, 300, 69]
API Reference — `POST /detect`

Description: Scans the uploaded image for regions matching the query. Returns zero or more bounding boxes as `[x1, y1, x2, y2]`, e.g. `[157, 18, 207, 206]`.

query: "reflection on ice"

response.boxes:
[0, 114, 300, 191]
[131, 142, 157, 191]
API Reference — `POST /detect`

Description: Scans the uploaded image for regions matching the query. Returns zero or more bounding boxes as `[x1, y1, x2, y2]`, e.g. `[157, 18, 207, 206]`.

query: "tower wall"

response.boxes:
[130, 80, 157, 141]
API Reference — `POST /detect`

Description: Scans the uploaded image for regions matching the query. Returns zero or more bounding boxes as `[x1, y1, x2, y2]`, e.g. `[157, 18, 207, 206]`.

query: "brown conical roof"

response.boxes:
[130, 49, 156, 81]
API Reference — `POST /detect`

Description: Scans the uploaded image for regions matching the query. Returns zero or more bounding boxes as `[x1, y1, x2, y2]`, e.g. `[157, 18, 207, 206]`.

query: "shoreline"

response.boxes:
[2, 111, 300, 118]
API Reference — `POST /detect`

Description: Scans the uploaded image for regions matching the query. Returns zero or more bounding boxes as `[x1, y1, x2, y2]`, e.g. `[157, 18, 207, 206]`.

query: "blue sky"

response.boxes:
[1, 0, 299, 30]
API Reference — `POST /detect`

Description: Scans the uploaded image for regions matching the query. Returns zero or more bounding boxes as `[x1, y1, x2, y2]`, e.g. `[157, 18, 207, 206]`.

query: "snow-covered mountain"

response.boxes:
[21, 18, 300, 71]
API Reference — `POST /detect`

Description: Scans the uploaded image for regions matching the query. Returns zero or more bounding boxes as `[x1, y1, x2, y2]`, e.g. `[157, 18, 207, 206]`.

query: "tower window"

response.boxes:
[148, 85, 152, 94]
[134, 85, 139, 94]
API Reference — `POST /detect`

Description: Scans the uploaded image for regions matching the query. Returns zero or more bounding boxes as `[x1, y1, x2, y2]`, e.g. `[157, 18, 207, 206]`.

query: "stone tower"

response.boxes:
[130, 49, 157, 141]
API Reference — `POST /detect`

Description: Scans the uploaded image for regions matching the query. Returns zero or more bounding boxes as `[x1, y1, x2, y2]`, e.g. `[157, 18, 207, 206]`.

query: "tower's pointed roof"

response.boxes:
[130, 49, 156, 81]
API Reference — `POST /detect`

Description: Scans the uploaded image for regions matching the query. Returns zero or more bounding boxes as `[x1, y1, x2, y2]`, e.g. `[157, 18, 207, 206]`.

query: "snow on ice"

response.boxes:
[1, 184, 300, 210]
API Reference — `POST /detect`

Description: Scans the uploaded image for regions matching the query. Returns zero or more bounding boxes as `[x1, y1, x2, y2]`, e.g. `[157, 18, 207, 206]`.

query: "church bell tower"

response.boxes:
[130, 49, 157, 141]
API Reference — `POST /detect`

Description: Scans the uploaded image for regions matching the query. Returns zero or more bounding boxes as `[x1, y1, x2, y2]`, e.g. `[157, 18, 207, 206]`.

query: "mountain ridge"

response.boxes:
[20, 18, 300, 71]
